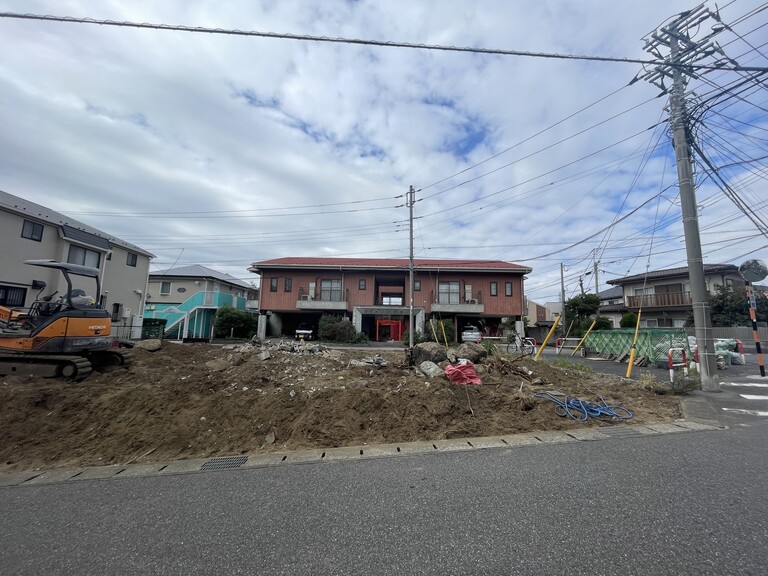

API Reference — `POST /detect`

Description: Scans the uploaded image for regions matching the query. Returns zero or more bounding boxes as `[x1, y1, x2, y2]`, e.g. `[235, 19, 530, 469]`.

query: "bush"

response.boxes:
[620, 312, 638, 328]
[317, 314, 368, 344]
[213, 306, 257, 338]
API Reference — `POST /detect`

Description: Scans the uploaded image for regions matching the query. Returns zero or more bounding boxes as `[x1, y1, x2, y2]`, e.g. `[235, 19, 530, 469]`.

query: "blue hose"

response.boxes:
[534, 391, 634, 422]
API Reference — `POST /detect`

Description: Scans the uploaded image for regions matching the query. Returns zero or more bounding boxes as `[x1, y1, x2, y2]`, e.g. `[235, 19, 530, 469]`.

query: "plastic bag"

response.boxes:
[444, 361, 482, 385]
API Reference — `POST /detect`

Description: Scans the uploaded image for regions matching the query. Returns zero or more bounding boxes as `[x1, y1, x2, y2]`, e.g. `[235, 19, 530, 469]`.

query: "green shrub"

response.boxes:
[213, 306, 258, 338]
[318, 314, 368, 344]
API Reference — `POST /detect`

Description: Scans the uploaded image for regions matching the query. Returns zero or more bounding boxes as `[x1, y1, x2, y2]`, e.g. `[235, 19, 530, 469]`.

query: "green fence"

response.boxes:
[584, 329, 690, 364]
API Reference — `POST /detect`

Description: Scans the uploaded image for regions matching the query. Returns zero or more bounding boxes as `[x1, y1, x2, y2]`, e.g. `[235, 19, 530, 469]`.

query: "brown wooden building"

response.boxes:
[249, 257, 532, 342]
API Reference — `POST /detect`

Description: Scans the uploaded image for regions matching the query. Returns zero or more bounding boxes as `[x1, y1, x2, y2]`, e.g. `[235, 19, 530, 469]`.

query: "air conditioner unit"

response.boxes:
[301, 294, 314, 301]
[466, 298, 478, 305]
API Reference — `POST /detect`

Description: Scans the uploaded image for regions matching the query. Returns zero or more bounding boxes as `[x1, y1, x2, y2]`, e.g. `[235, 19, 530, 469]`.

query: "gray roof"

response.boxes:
[0, 189, 154, 257]
[607, 264, 740, 285]
[150, 264, 254, 290]
[598, 286, 623, 300]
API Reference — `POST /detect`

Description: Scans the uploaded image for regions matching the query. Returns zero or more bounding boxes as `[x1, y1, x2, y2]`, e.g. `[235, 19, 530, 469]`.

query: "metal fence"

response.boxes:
[584, 329, 690, 365]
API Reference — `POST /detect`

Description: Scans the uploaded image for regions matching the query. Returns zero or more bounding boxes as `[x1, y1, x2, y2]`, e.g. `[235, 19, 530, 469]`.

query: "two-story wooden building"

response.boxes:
[605, 264, 744, 327]
[249, 257, 532, 342]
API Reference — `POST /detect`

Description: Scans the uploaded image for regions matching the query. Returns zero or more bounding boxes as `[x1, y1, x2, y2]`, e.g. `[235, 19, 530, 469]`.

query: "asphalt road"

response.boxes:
[2, 415, 767, 575]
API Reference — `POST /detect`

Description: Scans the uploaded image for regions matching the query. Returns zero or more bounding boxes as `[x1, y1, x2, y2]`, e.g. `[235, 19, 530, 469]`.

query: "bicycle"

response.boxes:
[504, 332, 536, 355]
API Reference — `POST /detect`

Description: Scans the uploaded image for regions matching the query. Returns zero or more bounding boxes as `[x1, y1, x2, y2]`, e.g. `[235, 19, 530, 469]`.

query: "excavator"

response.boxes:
[0, 259, 132, 381]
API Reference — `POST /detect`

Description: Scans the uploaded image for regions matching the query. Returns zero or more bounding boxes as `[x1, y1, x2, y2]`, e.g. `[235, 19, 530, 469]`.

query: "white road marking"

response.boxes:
[721, 408, 768, 416]
[739, 394, 768, 400]
[721, 382, 768, 388]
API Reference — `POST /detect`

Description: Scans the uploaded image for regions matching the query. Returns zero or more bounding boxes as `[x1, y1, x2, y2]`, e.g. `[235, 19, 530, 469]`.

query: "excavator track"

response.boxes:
[0, 353, 93, 381]
[88, 349, 133, 370]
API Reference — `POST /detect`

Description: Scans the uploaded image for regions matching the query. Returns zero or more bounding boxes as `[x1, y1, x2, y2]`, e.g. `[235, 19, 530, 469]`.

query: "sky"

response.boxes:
[1, 0, 767, 304]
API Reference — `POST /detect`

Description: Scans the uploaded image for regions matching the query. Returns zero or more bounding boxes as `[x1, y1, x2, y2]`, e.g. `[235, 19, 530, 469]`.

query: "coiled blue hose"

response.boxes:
[534, 391, 634, 422]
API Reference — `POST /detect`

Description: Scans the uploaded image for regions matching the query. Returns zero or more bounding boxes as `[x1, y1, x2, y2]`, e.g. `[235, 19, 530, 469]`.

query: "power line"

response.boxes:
[2, 12, 767, 72]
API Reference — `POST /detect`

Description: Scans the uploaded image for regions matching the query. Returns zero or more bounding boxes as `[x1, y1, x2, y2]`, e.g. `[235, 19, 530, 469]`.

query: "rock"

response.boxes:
[418, 361, 443, 378]
[345, 380, 368, 389]
[260, 350, 271, 361]
[134, 339, 162, 352]
[412, 342, 448, 365]
[264, 427, 277, 445]
[205, 359, 230, 371]
[455, 343, 487, 364]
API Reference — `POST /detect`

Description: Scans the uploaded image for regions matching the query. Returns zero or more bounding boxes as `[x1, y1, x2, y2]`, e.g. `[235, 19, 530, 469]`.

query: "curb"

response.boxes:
[0, 418, 724, 488]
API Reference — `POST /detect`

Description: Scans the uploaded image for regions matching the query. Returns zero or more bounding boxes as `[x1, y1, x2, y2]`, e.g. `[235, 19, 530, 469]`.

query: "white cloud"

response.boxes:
[0, 0, 766, 302]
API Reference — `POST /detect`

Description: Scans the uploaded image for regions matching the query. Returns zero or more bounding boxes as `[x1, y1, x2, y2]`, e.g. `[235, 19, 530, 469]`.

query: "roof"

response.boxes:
[598, 286, 623, 300]
[0, 189, 154, 257]
[250, 257, 531, 274]
[150, 264, 254, 290]
[607, 264, 740, 285]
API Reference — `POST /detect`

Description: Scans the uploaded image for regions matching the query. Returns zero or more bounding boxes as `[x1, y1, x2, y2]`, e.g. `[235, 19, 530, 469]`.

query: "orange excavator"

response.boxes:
[0, 259, 131, 381]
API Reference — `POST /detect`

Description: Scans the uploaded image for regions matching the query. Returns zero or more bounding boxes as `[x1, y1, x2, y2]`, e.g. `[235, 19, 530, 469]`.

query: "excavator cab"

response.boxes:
[0, 259, 131, 380]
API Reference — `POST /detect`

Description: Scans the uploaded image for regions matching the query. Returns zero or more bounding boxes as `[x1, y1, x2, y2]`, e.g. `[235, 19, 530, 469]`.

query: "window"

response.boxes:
[382, 295, 403, 305]
[359, 279, 366, 290]
[0, 285, 26, 307]
[320, 279, 342, 301]
[438, 281, 460, 304]
[490, 282, 498, 297]
[284, 277, 292, 292]
[67, 245, 100, 268]
[505, 282, 513, 297]
[126, 252, 138, 267]
[111, 303, 123, 322]
[21, 220, 43, 242]
[270, 278, 278, 292]
[414, 280, 421, 292]
[160, 281, 172, 295]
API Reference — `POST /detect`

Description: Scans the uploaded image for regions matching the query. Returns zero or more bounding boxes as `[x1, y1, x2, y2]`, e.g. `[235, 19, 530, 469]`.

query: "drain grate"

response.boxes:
[200, 455, 248, 470]
[599, 427, 645, 439]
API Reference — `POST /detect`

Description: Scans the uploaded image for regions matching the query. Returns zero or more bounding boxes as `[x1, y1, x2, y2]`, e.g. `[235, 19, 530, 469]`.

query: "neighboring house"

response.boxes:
[145, 265, 259, 340]
[597, 286, 625, 328]
[605, 264, 745, 328]
[0, 189, 153, 338]
[249, 257, 532, 342]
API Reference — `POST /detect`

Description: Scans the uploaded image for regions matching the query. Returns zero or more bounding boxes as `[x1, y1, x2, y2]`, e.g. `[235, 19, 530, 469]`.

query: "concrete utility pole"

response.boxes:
[640, 4, 723, 392]
[407, 185, 416, 363]
[560, 263, 567, 330]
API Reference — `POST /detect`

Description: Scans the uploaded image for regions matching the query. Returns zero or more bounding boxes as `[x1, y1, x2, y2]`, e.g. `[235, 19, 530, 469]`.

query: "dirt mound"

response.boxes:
[0, 341, 681, 472]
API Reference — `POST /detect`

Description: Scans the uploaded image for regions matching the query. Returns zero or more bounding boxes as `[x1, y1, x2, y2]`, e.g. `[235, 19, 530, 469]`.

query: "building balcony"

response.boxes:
[430, 291, 484, 313]
[296, 287, 349, 311]
[626, 292, 692, 308]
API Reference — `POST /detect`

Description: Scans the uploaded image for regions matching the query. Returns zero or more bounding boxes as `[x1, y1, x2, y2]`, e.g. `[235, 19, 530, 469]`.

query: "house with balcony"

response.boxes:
[0, 189, 154, 339]
[605, 264, 744, 328]
[249, 257, 532, 342]
[145, 265, 258, 340]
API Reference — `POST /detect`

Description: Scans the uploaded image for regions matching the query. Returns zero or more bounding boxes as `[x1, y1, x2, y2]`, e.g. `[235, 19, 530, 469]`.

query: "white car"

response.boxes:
[461, 325, 483, 343]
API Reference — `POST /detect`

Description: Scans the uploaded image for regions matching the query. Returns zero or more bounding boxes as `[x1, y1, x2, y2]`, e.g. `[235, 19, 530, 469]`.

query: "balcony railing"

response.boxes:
[626, 292, 692, 308]
[430, 290, 484, 313]
[296, 287, 349, 310]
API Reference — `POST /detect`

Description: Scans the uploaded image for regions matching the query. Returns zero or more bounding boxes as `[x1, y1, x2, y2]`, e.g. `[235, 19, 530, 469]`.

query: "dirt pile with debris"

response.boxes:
[0, 340, 681, 472]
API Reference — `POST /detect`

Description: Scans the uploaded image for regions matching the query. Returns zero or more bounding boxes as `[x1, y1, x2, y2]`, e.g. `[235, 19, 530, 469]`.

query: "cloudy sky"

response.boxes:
[1, 0, 766, 303]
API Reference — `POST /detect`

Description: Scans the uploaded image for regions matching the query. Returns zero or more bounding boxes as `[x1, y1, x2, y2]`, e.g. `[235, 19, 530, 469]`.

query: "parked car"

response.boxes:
[461, 325, 483, 343]
[295, 323, 315, 341]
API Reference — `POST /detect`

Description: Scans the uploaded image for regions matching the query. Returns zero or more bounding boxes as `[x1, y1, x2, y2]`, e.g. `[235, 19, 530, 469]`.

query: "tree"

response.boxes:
[213, 306, 257, 338]
[706, 284, 768, 327]
[564, 294, 600, 336]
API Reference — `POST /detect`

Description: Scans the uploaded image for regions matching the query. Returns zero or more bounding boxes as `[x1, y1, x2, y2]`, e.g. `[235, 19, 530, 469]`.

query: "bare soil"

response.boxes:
[0, 341, 682, 472]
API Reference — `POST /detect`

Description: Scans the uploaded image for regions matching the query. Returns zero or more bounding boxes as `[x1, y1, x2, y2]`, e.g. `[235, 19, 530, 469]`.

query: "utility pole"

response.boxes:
[560, 263, 566, 330]
[593, 261, 600, 296]
[640, 4, 722, 392]
[407, 185, 415, 364]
